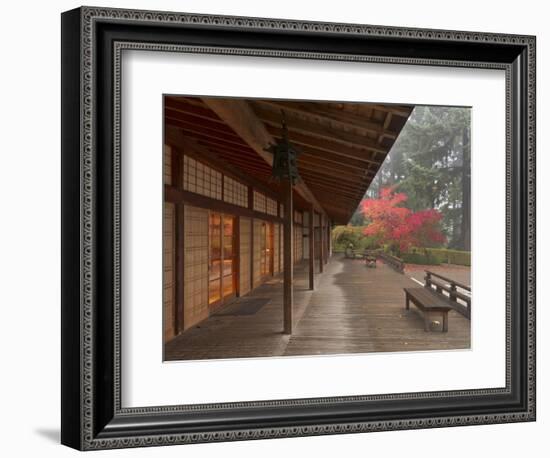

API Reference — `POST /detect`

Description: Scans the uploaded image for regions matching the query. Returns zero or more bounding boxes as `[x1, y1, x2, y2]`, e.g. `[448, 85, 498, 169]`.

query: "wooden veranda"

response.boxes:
[163, 96, 414, 344]
[165, 255, 470, 361]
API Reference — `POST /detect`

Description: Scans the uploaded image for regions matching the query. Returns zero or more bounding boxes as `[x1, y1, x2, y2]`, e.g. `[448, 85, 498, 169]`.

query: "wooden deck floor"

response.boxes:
[164, 255, 470, 361]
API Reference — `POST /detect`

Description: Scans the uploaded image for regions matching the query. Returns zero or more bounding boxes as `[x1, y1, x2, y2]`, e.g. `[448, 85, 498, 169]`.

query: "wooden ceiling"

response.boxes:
[165, 96, 412, 224]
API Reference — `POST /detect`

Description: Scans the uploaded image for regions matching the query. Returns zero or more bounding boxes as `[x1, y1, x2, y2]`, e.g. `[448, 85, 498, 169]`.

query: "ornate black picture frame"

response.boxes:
[61, 6, 536, 450]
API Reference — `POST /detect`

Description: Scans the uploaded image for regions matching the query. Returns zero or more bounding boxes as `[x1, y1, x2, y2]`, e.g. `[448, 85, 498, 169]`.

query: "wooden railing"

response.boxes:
[425, 270, 471, 319]
[378, 252, 405, 273]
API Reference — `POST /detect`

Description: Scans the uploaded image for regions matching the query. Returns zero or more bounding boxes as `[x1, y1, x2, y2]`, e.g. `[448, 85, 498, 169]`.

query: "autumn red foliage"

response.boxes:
[361, 187, 446, 253]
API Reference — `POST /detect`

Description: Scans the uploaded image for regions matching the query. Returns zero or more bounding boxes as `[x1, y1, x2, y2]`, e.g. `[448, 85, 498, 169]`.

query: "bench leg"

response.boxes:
[424, 313, 431, 332]
[405, 294, 410, 310]
[442, 312, 449, 332]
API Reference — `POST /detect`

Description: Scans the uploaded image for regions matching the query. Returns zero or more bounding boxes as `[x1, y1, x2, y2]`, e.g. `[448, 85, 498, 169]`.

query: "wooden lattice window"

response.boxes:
[253, 191, 266, 213]
[164, 145, 172, 185]
[266, 197, 278, 216]
[183, 155, 222, 200]
[224, 176, 248, 208]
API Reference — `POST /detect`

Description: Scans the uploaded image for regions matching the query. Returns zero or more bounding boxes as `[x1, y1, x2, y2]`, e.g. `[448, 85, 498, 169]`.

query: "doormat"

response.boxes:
[215, 297, 271, 316]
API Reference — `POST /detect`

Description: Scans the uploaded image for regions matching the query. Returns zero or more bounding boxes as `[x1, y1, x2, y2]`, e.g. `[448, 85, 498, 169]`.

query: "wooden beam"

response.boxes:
[165, 185, 284, 224]
[299, 169, 368, 192]
[165, 97, 225, 124]
[297, 149, 375, 172]
[378, 112, 393, 143]
[367, 104, 412, 117]
[187, 129, 377, 172]
[201, 98, 326, 216]
[165, 109, 238, 137]
[267, 125, 382, 164]
[309, 204, 315, 290]
[255, 100, 398, 139]
[165, 117, 247, 149]
[297, 158, 368, 181]
[303, 180, 362, 200]
[254, 105, 387, 154]
[283, 177, 293, 335]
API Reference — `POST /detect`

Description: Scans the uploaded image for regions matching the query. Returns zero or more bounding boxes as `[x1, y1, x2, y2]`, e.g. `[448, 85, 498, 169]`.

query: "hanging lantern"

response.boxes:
[265, 111, 301, 185]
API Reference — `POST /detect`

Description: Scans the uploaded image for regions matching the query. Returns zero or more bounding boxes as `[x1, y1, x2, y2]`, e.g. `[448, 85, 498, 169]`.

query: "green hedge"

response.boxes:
[426, 248, 471, 266]
[406, 248, 471, 266]
[401, 252, 440, 265]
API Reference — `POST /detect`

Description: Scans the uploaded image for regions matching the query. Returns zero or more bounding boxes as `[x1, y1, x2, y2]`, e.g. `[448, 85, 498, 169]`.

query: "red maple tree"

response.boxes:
[361, 187, 445, 253]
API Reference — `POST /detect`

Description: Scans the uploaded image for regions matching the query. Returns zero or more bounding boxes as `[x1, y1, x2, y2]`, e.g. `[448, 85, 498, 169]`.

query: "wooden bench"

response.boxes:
[404, 270, 472, 332]
[378, 252, 404, 273]
[425, 271, 471, 319]
[404, 287, 452, 332]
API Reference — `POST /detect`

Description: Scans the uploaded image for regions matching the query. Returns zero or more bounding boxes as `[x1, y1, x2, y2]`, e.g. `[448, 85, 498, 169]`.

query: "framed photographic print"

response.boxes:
[61, 6, 536, 451]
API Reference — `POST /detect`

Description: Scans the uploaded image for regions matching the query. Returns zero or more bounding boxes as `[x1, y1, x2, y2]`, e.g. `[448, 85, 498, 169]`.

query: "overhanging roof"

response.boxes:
[165, 96, 412, 224]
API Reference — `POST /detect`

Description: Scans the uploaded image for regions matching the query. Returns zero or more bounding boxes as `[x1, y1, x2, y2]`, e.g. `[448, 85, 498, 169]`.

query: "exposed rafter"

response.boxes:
[201, 98, 327, 216]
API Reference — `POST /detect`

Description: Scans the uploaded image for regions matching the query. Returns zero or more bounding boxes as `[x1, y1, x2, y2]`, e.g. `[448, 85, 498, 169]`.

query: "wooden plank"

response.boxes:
[164, 257, 470, 361]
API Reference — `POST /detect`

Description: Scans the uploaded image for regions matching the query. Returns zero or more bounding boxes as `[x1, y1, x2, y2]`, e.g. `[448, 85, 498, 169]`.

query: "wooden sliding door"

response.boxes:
[260, 221, 274, 279]
[208, 212, 237, 311]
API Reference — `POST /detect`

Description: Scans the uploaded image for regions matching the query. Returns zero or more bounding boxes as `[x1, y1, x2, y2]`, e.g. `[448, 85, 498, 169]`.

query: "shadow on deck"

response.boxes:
[164, 254, 470, 361]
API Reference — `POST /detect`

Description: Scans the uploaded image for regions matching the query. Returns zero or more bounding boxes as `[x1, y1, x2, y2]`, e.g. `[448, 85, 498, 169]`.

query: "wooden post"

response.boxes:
[319, 213, 324, 273]
[248, 186, 254, 291]
[283, 178, 293, 335]
[175, 203, 185, 334]
[235, 215, 240, 296]
[325, 223, 331, 264]
[171, 147, 185, 335]
[328, 220, 332, 259]
[308, 204, 315, 290]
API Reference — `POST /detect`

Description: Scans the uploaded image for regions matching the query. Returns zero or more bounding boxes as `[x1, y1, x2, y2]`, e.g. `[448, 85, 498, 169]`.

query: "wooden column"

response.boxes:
[283, 178, 293, 335]
[248, 186, 254, 290]
[328, 220, 333, 259]
[325, 219, 330, 264]
[172, 148, 185, 335]
[308, 204, 315, 290]
[175, 204, 185, 334]
[319, 213, 324, 273]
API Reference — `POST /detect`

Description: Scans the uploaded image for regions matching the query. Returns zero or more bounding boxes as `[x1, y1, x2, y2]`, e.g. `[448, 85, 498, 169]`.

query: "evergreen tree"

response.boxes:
[357, 106, 470, 251]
